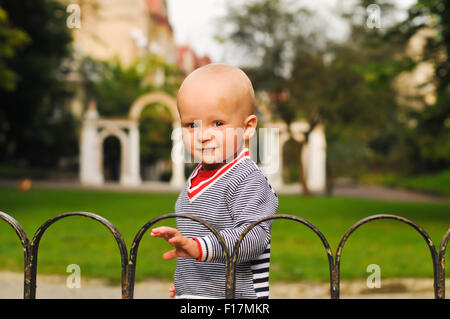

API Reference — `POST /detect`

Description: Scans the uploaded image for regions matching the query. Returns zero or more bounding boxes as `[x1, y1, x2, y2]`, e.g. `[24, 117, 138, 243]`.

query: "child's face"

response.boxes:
[177, 65, 257, 166]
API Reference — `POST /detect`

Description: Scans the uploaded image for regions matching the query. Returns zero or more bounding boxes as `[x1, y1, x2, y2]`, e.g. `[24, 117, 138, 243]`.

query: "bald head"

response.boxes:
[177, 63, 255, 117]
[176, 63, 259, 165]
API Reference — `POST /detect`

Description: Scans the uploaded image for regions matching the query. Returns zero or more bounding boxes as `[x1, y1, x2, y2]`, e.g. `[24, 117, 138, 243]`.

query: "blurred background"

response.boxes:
[0, 0, 449, 299]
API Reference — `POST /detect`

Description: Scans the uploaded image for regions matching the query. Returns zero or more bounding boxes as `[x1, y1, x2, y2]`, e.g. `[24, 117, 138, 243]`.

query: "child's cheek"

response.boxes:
[222, 127, 241, 161]
[182, 130, 195, 157]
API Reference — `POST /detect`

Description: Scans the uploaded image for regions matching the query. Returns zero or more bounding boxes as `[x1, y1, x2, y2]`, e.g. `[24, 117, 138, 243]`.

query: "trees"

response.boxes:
[219, 0, 402, 193]
[219, 0, 450, 195]
[0, 6, 29, 91]
[397, 0, 450, 172]
[329, 1, 415, 177]
[218, 0, 327, 194]
[355, 0, 450, 174]
[0, 0, 77, 169]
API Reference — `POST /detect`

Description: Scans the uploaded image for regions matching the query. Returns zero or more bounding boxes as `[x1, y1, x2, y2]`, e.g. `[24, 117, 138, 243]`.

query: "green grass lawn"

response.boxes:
[377, 169, 450, 197]
[0, 185, 449, 285]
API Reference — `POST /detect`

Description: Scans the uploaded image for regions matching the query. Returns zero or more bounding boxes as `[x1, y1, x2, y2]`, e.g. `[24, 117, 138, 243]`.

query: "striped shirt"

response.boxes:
[174, 147, 278, 299]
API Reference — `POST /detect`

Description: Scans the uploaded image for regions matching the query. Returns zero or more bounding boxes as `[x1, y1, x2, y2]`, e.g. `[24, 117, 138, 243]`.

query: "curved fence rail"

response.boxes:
[0, 211, 448, 299]
[231, 214, 335, 298]
[28, 212, 128, 299]
[126, 213, 230, 299]
[334, 214, 441, 299]
[0, 211, 31, 299]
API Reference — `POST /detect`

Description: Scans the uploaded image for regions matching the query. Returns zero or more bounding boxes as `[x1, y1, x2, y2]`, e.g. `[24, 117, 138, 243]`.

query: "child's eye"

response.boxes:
[214, 121, 224, 127]
[188, 123, 198, 128]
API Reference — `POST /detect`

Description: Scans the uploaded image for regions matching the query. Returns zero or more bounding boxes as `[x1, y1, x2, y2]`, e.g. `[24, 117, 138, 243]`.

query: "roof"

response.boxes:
[145, 0, 162, 15]
[176, 44, 212, 73]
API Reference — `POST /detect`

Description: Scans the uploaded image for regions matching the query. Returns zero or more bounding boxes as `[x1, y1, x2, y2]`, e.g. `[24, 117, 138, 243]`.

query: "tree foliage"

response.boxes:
[220, 0, 450, 185]
[219, 0, 404, 185]
[0, 0, 77, 168]
[375, 0, 450, 172]
[0, 6, 29, 91]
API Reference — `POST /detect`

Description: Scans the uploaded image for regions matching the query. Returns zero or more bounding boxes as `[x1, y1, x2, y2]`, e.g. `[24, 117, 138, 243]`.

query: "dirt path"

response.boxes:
[1, 179, 448, 202]
[0, 271, 446, 299]
[329, 184, 449, 203]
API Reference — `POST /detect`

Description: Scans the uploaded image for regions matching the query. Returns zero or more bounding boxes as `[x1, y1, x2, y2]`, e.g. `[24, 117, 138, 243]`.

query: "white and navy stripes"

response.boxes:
[174, 148, 278, 299]
[251, 243, 271, 298]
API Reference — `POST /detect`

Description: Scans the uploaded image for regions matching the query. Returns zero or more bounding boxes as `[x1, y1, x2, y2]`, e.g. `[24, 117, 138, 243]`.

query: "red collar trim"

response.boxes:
[187, 148, 250, 202]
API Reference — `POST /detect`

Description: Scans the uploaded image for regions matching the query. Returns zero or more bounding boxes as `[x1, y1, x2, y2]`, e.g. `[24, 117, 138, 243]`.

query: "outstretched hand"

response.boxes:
[150, 226, 200, 260]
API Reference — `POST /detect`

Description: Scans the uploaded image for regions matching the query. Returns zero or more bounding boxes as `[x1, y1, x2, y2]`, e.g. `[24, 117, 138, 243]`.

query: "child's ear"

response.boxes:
[243, 114, 258, 141]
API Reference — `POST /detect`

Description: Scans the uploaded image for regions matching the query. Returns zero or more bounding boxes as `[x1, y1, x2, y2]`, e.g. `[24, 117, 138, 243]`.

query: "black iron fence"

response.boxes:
[0, 211, 448, 299]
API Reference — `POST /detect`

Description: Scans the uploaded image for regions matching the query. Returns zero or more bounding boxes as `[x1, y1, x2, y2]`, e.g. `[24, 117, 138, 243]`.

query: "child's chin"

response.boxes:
[197, 154, 225, 165]
[201, 158, 225, 165]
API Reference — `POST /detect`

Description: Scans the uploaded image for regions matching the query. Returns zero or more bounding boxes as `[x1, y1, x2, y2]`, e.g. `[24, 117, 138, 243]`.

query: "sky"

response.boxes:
[166, 0, 417, 64]
[166, 0, 229, 62]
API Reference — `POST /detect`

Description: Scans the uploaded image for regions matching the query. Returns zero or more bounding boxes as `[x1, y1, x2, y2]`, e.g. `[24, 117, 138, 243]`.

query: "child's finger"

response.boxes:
[162, 249, 178, 260]
[168, 236, 187, 247]
[151, 226, 177, 235]
[150, 226, 180, 240]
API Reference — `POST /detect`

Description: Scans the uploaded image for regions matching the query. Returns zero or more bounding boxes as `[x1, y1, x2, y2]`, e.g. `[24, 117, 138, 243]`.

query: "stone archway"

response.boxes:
[79, 94, 184, 188]
[79, 101, 140, 187]
[129, 91, 179, 121]
[128, 92, 185, 188]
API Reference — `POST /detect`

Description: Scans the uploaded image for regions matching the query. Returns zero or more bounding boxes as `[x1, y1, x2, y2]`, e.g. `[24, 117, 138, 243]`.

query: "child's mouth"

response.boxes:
[197, 147, 216, 152]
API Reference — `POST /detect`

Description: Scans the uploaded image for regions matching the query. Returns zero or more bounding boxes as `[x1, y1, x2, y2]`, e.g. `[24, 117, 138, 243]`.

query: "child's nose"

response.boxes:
[199, 127, 213, 142]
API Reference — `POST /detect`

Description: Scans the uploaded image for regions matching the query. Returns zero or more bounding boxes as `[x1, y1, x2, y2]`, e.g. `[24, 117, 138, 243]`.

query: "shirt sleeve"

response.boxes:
[194, 169, 278, 264]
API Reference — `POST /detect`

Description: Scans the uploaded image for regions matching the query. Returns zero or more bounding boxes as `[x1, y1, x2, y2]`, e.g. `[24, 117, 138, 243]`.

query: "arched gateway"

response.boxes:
[79, 92, 185, 188]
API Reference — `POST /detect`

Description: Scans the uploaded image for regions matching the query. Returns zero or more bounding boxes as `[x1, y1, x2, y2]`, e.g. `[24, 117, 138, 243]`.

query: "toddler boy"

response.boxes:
[150, 63, 278, 299]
